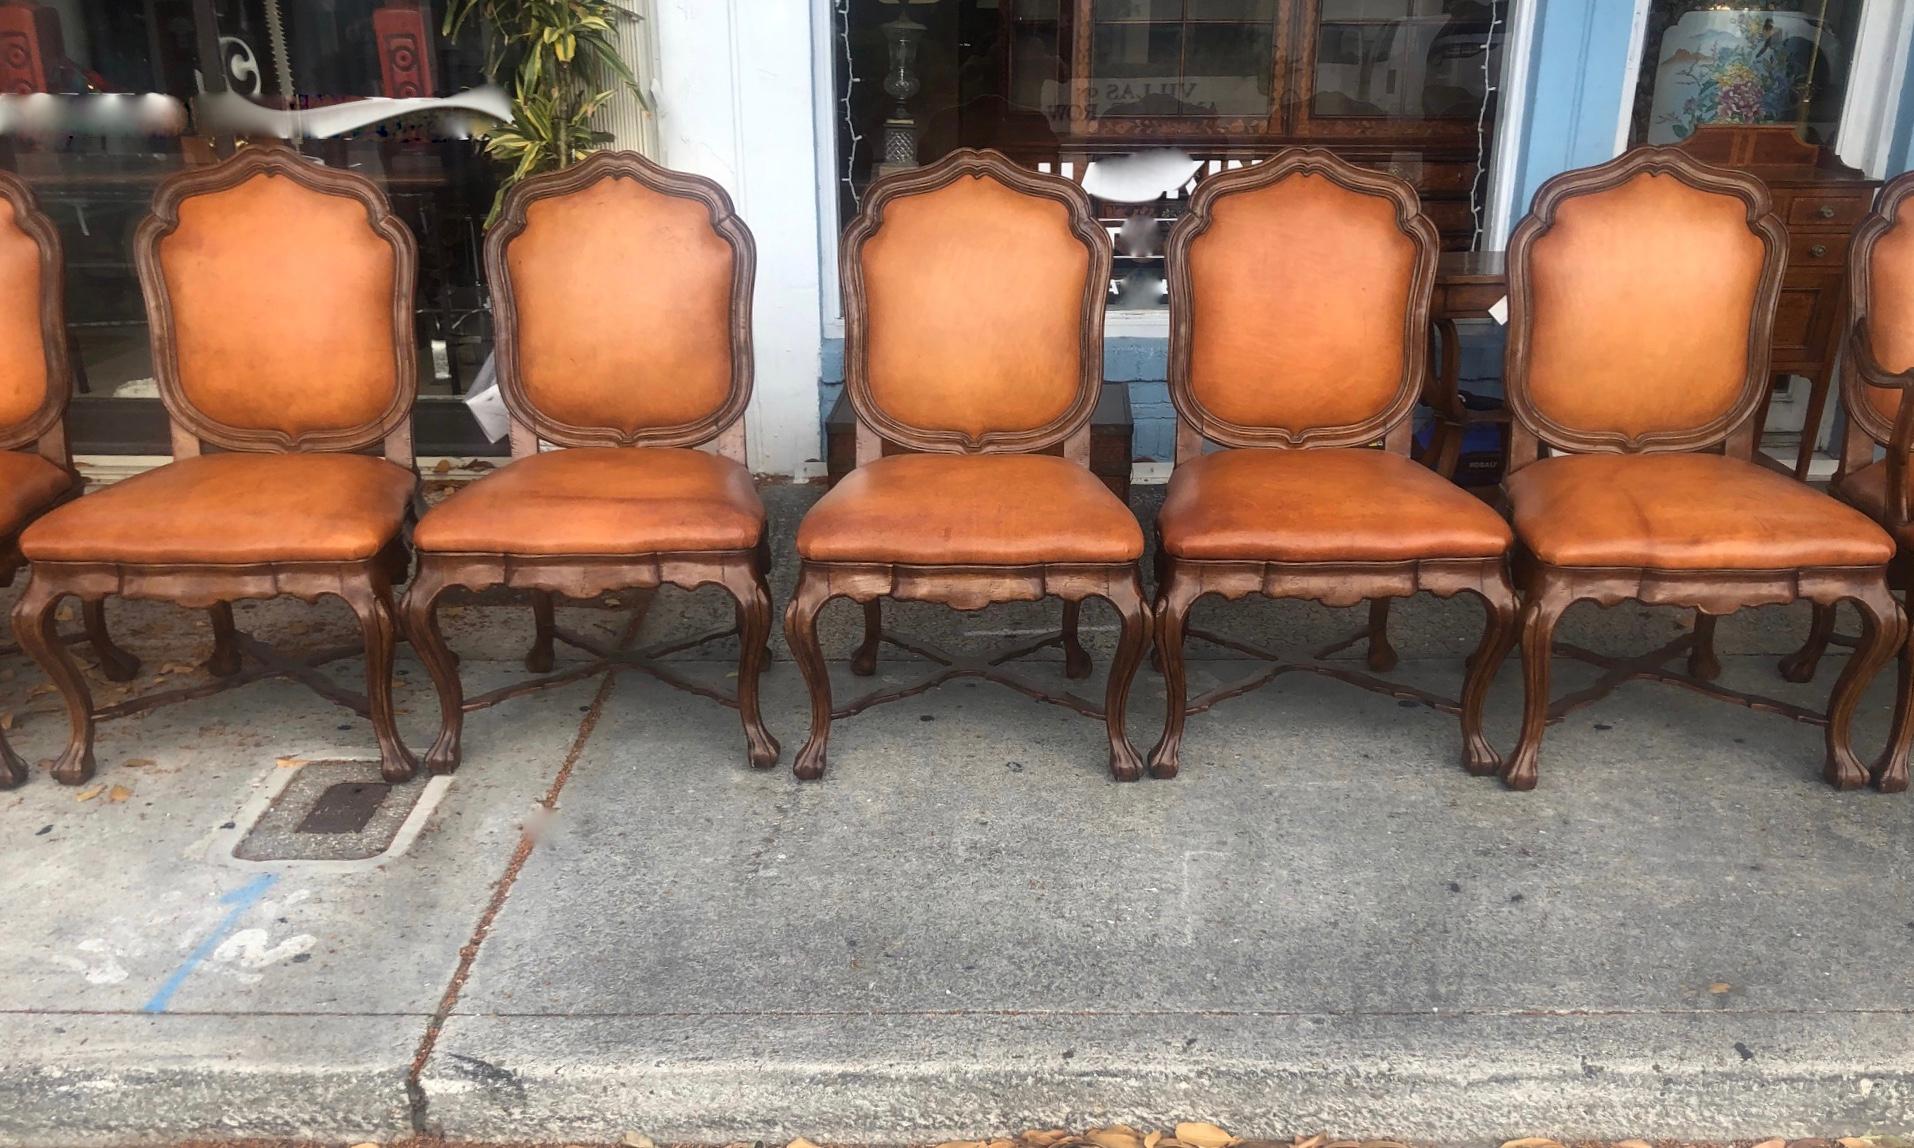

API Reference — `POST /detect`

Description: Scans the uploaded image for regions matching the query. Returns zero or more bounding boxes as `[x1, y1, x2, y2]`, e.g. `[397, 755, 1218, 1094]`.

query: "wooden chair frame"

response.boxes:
[1777, 169, 1914, 790]
[1500, 147, 1907, 791]
[400, 151, 779, 773]
[1147, 148, 1518, 780]
[0, 172, 149, 786]
[8, 147, 422, 786]
[783, 148, 1152, 781]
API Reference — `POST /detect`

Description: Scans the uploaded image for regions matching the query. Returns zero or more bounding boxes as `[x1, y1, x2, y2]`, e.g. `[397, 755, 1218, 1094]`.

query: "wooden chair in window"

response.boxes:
[784, 148, 1151, 780]
[10, 147, 421, 785]
[0, 171, 148, 785]
[1148, 149, 1518, 780]
[1775, 169, 1914, 790]
[1499, 147, 1906, 790]
[401, 152, 778, 773]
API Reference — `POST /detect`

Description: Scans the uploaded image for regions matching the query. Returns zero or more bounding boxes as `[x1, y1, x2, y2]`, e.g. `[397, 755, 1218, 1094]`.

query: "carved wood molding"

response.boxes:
[1164, 147, 1441, 452]
[133, 145, 420, 455]
[839, 147, 1112, 456]
[1503, 146, 1788, 464]
[1841, 170, 1914, 447]
[485, 150, 758, 454]
[0, 169, 69, 455]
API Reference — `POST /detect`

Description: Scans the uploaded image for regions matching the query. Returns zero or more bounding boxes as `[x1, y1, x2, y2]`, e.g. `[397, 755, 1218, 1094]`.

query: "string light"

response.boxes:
[836, 0, 863, 210]
[1470, 0, 1504, 251]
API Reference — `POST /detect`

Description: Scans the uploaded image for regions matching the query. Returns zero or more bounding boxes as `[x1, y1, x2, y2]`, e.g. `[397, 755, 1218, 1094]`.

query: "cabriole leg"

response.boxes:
[1823, 583, 1905, 791]
[784, 568, 837, 781]
[1097, 573, 1150, 782]
[1460, 575, 1519, 777]
[401, 564, 463, 775]
[11, 576, 95, 785]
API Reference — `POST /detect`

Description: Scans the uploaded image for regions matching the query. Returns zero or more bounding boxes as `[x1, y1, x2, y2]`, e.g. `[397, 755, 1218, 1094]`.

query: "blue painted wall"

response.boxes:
[1893, 46, 1914, 175]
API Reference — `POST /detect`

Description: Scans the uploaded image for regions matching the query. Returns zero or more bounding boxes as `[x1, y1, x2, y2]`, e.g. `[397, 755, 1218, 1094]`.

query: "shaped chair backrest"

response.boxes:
[842, 148, 1111, 456]
[1504, 147, 1785, 467]
[1843, 170, 1914, 450]
[1166, 148, 1438, 458]
[0, 170, 67, 461]
[135, 147, 417, 458]
[487, 151, 756, 459]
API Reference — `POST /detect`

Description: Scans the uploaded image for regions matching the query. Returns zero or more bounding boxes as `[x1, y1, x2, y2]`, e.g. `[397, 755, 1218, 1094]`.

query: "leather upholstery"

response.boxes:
[1861, 192, 1914, 430]
[1835, 462, 1914, 546]
[797, 453, 1142, 565]
[0, 450, 72, 538]
[1186, 172, 1416, 436]
[1506, 453, 1893, 570]
[414, 447, 764, 555]
[1524, 171, 1767, 441]
[858, 174, 1089, 443]
[158, 171, 400, 439]
[0, 197, 48, 433]
[507, 177, 735, 437]
[1158, 448, 1511, 562]
[21, 453, 413, 564]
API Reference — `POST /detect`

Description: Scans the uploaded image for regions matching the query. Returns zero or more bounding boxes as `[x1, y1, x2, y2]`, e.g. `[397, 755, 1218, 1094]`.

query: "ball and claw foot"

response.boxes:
[746, 730, 781, 770]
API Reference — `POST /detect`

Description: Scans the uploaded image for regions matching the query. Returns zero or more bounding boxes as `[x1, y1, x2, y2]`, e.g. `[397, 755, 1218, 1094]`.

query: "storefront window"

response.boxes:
[0, 0, 498, 453]
[831, 0, 1508, 311]
[1629, 1, 1863, 147]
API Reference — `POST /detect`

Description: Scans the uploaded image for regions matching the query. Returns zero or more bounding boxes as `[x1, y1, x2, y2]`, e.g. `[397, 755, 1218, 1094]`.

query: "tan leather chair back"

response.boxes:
[842, 148, 1110, 454]
[136, 147, 417, 453]
[488, 151, 754, 450]
[0, 172, 66, 452]
[1167, 149, 1437, 449]
[1844, 171, 1914, 446]
[1505, 147, 1785, 460]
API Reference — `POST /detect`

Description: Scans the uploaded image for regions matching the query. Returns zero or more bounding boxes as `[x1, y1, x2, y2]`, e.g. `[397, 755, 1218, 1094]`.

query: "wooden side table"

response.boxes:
[1420, 250, 1508, 480]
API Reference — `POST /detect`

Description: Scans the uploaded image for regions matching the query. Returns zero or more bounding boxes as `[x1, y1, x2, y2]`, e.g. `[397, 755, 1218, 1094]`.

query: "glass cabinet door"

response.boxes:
[0, 0, 500, 455]
[1291, 0, 1502, 141]
[1071, 0, 1284, 138]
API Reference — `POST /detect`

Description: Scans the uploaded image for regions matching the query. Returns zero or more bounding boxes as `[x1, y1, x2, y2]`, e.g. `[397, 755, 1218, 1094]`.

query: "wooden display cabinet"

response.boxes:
[991, 0, 1501, 250]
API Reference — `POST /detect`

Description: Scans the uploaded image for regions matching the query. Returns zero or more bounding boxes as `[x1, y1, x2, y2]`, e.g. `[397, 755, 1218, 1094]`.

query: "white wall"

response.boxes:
[652, 0, 825, 479]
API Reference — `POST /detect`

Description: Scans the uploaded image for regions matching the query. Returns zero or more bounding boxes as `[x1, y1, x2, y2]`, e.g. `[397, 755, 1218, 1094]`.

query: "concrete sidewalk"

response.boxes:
[1, 486, 1912, 1146]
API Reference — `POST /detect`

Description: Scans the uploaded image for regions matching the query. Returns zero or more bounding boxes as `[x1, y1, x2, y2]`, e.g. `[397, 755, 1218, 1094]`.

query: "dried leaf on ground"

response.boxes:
[122, 757, 155, 769]
[1145, 1133, 1163, 1148]
[106, 785, 132, 802]
[1500, 1140, 1564, 1148]
[1022, 1132, 1075, 1148]
[936, 1141, 983, 1148]
[1176, 1123, 1238, 1148]
[1293, 1135, 1328, 1148]
[619, 1135, 654, 1148]
[1613, 1140, 1653, 1148]
[1088, 1127, 1144, 1148]
[789, 1138, 823, 1148]
[75, 784, 104, 802]
[275, 756, 307, 769]
[0, 711, 12, 730]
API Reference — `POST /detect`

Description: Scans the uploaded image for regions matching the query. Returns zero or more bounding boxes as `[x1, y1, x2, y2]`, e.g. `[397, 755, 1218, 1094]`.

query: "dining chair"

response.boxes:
[1148, 148, 1518, 780]
[784, 148, 1150, 780]
[0, 171, 149, 785]
[1499, 147, 1905, 790]
[10, 146, 421, 785]
[401, 151, 778, 772]
[1774, 169, 1914, 790]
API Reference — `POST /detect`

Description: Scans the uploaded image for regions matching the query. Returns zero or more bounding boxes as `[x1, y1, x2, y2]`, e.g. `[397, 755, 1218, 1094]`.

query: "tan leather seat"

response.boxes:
[0, 451, 72, 537]
[1159, 448, 1511, 562]
[1506, 452, 1894, 570]
[797, 453, 1143, 565]
[21, 453, 412, 565]
[414, 447, 763, 555]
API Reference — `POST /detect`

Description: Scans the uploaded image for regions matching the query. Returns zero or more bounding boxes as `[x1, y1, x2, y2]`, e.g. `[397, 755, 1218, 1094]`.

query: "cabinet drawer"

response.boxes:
[1787, 231, 1847, 268]
[1771, 277, 1841, 361]
[1785, 193, 1871, 229]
